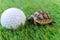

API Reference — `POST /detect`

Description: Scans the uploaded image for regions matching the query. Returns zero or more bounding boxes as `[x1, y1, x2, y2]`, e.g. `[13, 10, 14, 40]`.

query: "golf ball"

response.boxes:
[1, 8, 26, 29]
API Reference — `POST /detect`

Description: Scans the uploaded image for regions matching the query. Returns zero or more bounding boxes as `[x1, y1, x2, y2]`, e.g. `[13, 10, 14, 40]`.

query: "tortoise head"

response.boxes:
[28, 17, 34, 24]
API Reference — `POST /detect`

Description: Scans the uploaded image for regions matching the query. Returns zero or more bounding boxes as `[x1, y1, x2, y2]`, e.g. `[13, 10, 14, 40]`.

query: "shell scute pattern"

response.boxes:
[28, 11, 52, 25]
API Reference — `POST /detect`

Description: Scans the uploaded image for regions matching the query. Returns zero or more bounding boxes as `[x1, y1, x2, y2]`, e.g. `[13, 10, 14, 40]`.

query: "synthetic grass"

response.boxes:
[0, 0, 60, 40]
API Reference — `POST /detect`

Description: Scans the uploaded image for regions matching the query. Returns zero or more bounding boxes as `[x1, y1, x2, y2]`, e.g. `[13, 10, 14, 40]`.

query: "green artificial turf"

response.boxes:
[0, 0, 60, 40]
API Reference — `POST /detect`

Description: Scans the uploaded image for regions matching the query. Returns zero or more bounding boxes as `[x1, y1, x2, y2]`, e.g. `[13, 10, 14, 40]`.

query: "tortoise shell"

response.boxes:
[28, 11, 52, 25]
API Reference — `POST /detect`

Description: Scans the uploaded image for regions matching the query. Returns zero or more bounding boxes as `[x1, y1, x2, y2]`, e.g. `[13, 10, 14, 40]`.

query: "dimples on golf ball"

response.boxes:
[1, 8, 26, 29]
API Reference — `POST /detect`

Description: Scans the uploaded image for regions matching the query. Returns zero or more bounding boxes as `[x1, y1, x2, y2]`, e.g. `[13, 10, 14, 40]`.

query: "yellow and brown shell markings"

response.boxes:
[28, 11, 52, 25]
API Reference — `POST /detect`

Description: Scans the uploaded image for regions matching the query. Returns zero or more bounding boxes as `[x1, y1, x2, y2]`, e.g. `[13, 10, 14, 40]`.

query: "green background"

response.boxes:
[0, 0, 60, 40]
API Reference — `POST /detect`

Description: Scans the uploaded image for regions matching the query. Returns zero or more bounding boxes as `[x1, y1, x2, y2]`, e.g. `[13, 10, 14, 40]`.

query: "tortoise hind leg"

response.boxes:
[49, 22, 53, 25]
[49, 21, 56, 25]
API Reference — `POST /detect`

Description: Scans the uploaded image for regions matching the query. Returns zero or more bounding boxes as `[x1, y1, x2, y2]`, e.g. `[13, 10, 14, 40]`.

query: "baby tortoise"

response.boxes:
[28, 11, 53, 25]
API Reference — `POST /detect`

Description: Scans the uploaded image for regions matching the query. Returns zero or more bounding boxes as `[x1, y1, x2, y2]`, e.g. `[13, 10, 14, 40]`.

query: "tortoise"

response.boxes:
[28, 11, 53, 25]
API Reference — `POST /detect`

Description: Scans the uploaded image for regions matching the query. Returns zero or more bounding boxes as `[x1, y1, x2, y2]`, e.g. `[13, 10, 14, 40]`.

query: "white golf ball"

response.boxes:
[1, 8, 26, 29]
